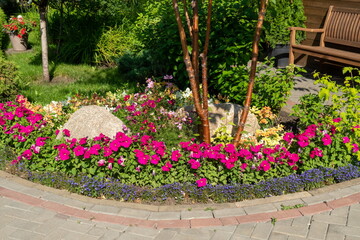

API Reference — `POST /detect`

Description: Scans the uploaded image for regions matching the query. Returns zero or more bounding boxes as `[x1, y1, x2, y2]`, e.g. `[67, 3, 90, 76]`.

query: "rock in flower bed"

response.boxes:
[0, 76, 359, 203]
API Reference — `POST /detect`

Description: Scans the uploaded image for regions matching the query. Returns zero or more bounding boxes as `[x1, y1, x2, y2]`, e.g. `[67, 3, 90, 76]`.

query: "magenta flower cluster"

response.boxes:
[0, 96, 50, 164]
[1, 96, 359, 188]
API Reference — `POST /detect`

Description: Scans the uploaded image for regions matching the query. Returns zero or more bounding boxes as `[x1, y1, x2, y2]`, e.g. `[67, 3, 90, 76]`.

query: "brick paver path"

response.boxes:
[1, 171, 360, 239]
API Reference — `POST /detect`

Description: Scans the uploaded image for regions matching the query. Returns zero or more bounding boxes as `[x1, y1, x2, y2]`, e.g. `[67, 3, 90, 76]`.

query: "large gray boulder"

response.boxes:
[57, 105, 127, 139]
[184, 103, 260, 137]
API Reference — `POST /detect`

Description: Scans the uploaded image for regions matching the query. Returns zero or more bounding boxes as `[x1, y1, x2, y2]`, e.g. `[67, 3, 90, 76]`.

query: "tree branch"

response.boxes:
[182, 0, 193, 39]
[233, 0, 267, 147]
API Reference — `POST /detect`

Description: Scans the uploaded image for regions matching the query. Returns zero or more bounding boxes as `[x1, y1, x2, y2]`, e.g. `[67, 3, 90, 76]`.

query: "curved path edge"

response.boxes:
[1, 170, 360, 229]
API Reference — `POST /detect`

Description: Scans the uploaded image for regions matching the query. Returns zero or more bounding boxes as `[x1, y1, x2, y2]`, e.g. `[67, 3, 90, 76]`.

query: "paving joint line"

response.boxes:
[1, 183, 360, 229]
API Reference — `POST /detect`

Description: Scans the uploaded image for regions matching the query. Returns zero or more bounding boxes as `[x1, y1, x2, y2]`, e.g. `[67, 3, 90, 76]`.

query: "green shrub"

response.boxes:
[46, 0, 147, 64]
[263, 0, 306, 48]
[120, 0, 260, 89]
[292, 68, 360, 130]
[214, 60, 304, 113]
[0, 7, 8, 50]
[0, 56, 21, 101]
[94, 26, 140, 67]
[291, 68, 360, 162]
[120, 0, 184, 85]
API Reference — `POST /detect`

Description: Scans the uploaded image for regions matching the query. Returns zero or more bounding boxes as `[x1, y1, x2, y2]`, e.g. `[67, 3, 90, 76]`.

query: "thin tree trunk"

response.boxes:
[172, 0, 211, 143]
[199, 0, 213, 143]
[233, 0, 267, 147]
[39, 2, 50, 82]
[191, 1, 200, 87]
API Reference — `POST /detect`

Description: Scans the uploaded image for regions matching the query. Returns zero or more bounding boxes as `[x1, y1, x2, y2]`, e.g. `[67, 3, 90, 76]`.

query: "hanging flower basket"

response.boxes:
[8, 33, 28, 51]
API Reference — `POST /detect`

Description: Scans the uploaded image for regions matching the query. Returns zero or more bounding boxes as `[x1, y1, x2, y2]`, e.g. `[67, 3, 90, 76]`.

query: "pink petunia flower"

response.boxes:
[224, 144, 236, 153]
[27, 113, 43, 125]
[332, 118, 342, 122]
[161, 161, 172, 171]
[310, 147, 323, 159]
[322, 134, 332, 146]
[13, 134, 26, 142]
[258, 160, 271, 171]
[21, 149, 32, 160]
[188, 159, 201, 169]
[352, 144, 359, 153]
[343, 137, 350, 144]
[19, 125, 34, 134]
[240, 163, 248, 170]
[150, 154, 160, 165]
[297, 135, 309, 148]
[79, 137, 88, 145]
[59, 148, 70, 161]
[62, 129, 71, 137]
[250, 144, 262, 153]
[35, 137, 47, 146]
[238, 149, 253, 159]
[303, 124, 317, 138]
[171, 150, 182, 161]
[117, 156, 125, 166]
[196, 178, 207, 187]
[31, 144, 40, 154]
[107, 163, 113, 170]
[73, 145, 86, 156]
[283, 132, 295, 143]
[103, 146, 113, 157]
[97, 159, 106, 166]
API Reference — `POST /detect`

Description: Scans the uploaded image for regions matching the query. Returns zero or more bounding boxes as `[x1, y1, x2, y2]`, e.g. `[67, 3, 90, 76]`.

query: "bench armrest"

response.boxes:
[289, 27, 325, 33]
[289, 27, 325, 46]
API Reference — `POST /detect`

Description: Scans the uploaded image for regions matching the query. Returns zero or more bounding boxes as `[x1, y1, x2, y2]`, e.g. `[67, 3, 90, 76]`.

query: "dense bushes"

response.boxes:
[94, 26, 140, 67]
[213, 61, 304, 113]
[12, 0, 306, 112]
[0, 56, 21, 101]
[264, 0, 306, 47]
[46, 0, 147, 64]
[0, 8, 8, 50]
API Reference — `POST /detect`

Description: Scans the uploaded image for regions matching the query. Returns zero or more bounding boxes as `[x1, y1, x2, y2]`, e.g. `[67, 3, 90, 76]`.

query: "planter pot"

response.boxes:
[9, 33, 28, 51]
[269, 44, 290, 68]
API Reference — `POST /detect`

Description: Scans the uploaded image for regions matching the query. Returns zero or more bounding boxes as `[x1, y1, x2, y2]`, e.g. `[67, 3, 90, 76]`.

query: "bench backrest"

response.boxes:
[323, 6, 360, 48]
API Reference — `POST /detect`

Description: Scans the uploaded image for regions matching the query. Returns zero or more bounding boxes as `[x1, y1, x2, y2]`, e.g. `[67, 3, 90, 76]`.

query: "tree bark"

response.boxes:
[33, 0, 50, 82]
[39, 4, 50, 82]
[233, 0, 267, 147]
[172, 0, 211, 143]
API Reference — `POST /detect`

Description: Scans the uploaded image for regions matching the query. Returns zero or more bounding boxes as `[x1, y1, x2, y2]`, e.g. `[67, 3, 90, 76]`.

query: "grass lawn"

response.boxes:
[5, 38, 136, 105]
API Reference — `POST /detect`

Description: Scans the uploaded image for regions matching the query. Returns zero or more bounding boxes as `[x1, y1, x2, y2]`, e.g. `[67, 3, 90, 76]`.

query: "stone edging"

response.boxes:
[1, 170, 360, 229]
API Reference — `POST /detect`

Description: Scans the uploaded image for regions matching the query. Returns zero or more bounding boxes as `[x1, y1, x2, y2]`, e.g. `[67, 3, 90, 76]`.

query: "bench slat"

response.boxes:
[292, 45, 360, 67]
[289, 5, 360, 66]
[325, 10, 360, 47]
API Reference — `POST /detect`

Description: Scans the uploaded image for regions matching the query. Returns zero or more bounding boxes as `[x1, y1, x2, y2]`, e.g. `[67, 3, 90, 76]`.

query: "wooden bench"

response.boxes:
[289, 6, 360, 67]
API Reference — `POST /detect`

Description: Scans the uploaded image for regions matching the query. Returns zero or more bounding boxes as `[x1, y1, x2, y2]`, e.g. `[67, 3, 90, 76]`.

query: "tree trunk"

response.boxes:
[39, 1, 50, 82]
[233, 0, 267, 147]
[172, 0, 211, 143]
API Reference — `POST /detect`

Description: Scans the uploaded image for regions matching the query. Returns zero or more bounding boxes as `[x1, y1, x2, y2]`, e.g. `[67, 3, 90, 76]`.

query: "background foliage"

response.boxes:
[1, 0, 306, 111]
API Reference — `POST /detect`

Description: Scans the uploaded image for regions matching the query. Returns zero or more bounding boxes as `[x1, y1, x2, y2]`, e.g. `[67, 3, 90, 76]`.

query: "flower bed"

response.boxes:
[0, 73, 359, 203]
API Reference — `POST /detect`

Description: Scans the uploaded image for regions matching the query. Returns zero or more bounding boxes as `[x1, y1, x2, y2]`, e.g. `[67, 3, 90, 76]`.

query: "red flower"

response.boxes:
[20, 28, 26, 36]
